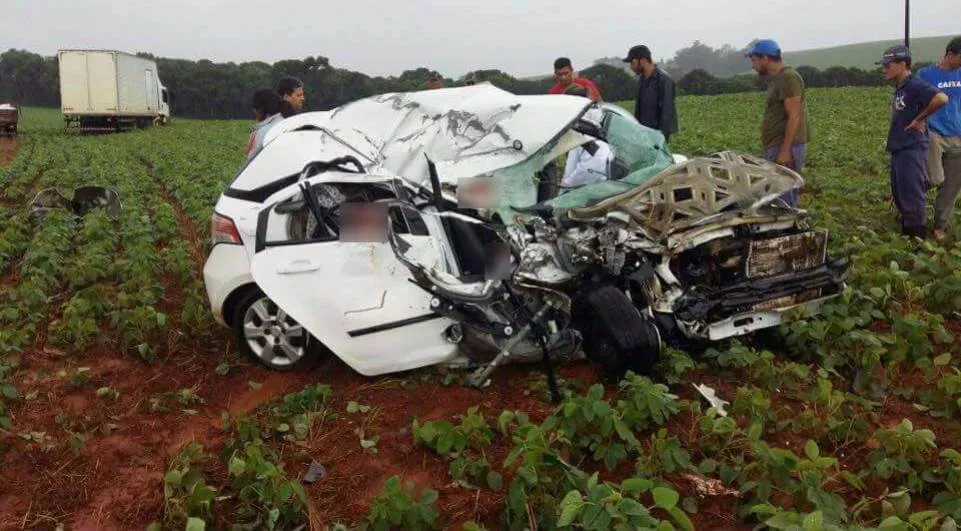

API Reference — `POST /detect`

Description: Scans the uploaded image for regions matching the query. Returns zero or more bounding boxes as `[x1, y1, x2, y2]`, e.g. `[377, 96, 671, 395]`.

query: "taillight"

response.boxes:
[212, 212, 242, 245]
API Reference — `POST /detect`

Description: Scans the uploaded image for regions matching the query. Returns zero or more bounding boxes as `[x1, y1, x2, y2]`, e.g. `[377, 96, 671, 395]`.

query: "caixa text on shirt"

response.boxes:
[937, 81, 961, 89]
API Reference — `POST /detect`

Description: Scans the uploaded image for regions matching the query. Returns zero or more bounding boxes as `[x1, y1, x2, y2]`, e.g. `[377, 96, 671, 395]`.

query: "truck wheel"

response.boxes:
[232, 286, 321, 371]
[574, 285, 661, 378]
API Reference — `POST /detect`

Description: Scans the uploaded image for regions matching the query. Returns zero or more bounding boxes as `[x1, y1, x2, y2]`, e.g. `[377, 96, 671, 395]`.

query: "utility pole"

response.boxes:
[904, 0, 910, 49]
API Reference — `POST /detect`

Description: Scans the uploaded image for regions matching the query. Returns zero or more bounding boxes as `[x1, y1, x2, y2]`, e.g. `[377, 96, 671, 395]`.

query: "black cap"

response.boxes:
[622, 45, 652, 63]
[876, 45, 911, 65]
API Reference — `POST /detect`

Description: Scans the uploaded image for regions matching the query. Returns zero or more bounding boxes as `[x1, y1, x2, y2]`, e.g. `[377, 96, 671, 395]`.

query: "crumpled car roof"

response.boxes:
[262, 84, 593, 187]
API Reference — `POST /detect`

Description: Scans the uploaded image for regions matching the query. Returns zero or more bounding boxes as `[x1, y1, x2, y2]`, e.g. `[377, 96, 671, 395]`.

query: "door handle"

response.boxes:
[277, 259, 320, 274]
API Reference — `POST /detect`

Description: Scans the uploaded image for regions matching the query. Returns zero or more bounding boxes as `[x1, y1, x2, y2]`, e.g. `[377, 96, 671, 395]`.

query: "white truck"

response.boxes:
[58, 49, 170, 131]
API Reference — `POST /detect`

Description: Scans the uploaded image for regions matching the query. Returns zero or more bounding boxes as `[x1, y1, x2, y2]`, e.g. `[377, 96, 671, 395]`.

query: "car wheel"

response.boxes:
[233, 287, 314, 371]
[575, 285, 661, 378]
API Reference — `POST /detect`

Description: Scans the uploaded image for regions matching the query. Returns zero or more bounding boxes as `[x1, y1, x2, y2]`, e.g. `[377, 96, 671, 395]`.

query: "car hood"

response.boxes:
[567, 151, 805, 239]
[262, 84, 594, 188]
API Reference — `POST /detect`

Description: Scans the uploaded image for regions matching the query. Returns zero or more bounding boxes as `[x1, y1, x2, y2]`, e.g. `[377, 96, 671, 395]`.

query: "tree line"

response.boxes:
[675, 64, 909, 96]
[0, 46, 912, 120]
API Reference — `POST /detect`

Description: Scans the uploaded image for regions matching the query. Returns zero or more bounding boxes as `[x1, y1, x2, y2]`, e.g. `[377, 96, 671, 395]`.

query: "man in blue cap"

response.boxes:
[880, 45, 949, 239]
[747, 39, 810, 207]
[918, 37, 961, 241]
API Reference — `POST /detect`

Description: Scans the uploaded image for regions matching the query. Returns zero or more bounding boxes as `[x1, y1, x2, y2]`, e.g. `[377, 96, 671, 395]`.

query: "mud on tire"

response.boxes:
[574, 284, 661, 378]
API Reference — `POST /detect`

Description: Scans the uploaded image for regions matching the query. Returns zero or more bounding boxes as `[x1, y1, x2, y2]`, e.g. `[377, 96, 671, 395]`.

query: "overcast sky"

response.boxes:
[3, 0, 956, 78]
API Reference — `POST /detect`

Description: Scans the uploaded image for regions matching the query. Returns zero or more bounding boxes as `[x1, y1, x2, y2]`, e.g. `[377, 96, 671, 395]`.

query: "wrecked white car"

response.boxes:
[205, 84, 849, 385]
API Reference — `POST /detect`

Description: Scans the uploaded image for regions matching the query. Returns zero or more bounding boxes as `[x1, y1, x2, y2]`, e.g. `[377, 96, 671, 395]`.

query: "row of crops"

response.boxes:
[2, 87, 961, 530]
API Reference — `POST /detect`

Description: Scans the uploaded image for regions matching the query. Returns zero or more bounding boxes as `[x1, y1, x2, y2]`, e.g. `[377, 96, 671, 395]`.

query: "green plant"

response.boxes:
[730, 387, 777, 431]
[150, 386, 204, 413]
[413, 406, 493, 456]
[933, 449, 961, 520]
[362, 475, 441, 531]
[869, 419, 938, 491]
[546, 383, 634, 470]
[617, 372, 681, 428]
[555, 476, 692, 531]
[794, 376, 870, 447]
[748, 506, 848, 531]
[162, 442, 216, 528]
[635, 428, 693, 477]
[413, 407, 499, 489]
[267, 384, 332, 440]
[655, 348, 695, 385]
[227, 439, 307, 530]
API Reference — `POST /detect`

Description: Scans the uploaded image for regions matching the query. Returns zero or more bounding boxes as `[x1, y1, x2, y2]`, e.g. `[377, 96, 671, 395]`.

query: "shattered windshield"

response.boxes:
[548, 110, 675, 211]
[489, 105, 675, 221]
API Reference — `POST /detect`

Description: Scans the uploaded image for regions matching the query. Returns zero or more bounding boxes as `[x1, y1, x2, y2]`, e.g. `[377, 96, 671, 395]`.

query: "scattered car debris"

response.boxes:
[693, 383, 730, 416]
[302, 461, 327, 484]
[680, 473, 740, 498]
[29, 186, 123, 221]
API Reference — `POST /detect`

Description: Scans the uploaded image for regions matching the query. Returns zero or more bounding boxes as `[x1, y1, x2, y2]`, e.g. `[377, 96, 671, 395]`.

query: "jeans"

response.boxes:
[763, 143, 807, 208]
[891, 147, 928, 233]
[927, 132, 961, 230]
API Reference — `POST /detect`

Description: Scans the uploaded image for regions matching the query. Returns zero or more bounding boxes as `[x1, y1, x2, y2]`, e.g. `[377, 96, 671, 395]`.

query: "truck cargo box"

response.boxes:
[59, 49, 169, 131]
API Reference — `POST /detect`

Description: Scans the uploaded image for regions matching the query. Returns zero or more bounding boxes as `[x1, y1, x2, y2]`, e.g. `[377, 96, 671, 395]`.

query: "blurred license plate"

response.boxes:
[746, 231, 827, 278]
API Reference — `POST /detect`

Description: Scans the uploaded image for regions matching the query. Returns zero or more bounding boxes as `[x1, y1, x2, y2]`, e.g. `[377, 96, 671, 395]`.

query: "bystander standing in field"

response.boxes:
[623, 45, 677, 142]
[427, 72, 445, 90]
[747, 39, 810, 208]
[277, 76, 306, 115]
[918, 36, 961, 241]
[548, 58, 602, 102]
[540, 59, 601, 200]
[879, 45, 949, 240]
[246, 89, 284, 160]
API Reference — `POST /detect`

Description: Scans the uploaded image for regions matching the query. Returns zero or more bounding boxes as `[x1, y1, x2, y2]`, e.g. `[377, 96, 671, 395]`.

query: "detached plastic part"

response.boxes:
[693, 383, 730, 416]
[29, 186, 123, 221]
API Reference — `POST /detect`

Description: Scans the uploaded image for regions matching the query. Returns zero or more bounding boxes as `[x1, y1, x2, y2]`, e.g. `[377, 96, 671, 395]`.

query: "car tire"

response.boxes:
[574, 284, 661, 378]
[232, 287, 318, 371]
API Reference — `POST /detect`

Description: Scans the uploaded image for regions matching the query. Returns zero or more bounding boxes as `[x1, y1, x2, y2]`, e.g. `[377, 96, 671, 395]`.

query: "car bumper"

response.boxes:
[702, 290, 842, 341]
[203, 243, 254, 327]
[673, 257, 851, 340]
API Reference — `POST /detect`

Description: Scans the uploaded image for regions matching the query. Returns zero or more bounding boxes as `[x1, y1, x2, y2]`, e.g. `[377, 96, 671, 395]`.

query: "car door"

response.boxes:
[249, 177, 459, 376]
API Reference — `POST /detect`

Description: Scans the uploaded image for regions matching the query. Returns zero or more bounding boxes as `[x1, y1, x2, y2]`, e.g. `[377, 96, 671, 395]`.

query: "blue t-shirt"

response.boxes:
[887, 74, 941, 153]
[918, 64, 961, 138]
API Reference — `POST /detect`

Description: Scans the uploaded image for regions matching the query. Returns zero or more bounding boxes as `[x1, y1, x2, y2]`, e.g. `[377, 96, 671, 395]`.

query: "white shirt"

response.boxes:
[247, 113, 285, 160]
[562, 139, 613, 189]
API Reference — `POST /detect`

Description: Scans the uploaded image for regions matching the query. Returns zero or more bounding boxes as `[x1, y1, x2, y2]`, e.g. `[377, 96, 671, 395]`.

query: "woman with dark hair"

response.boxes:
[251, 89, 282, 122]
[246, 89, 285, 160]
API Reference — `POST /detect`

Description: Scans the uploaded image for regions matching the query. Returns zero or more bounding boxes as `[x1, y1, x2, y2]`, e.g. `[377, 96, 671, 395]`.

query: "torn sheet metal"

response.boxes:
[262, 84, 593, 188]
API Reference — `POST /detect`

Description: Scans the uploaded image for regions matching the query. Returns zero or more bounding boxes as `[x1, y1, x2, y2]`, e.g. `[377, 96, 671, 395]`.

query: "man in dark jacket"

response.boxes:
[623, 45, 678, 141]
